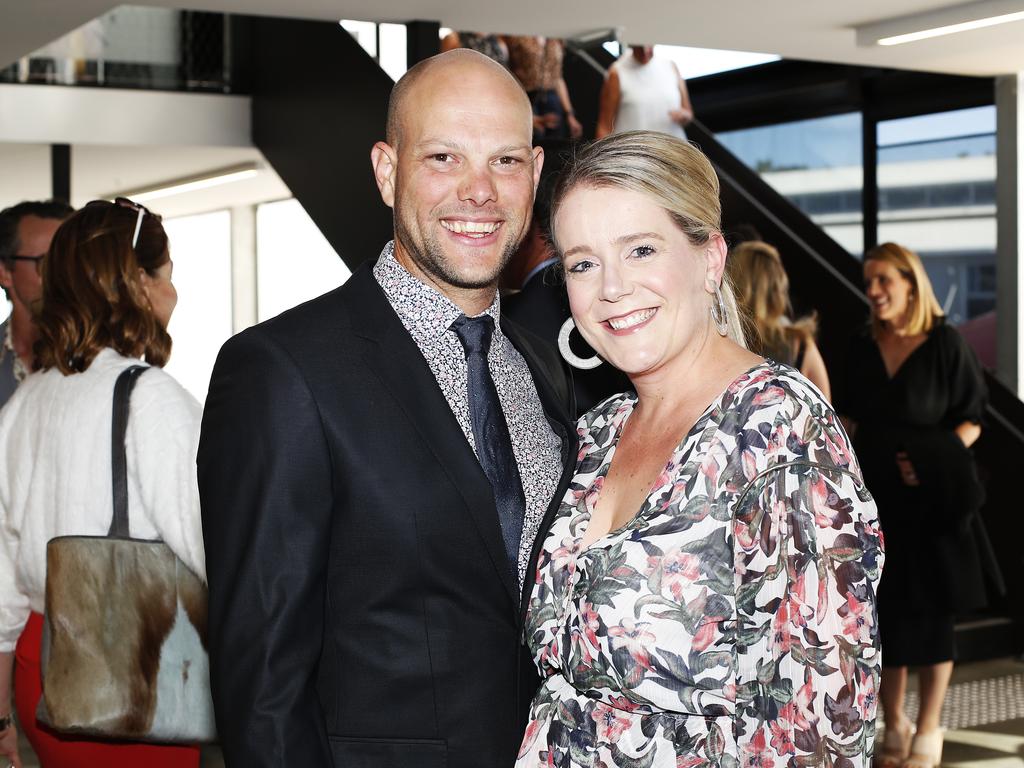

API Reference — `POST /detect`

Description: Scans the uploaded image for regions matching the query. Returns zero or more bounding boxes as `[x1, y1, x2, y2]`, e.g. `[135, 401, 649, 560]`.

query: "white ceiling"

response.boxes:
[4, 0, 1024, 79]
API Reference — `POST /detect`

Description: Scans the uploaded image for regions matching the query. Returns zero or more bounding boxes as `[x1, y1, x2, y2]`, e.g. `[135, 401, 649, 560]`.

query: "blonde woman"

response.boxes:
[517, 131, 883, 767]
[841, 242, 988, 768]
[728, 240, 831, 399]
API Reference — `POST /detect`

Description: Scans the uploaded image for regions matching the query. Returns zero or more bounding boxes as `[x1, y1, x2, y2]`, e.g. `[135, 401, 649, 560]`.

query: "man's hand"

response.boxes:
[895, 451, 920, 486]
[0, 719, 22, 768]
[567, 113, 583, 138]
[669, 108, 694, 126]
[542, 112, 561, 129]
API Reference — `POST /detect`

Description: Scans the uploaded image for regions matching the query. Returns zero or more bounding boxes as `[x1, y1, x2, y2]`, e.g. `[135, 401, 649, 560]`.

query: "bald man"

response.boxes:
[199, 50, 576, 767]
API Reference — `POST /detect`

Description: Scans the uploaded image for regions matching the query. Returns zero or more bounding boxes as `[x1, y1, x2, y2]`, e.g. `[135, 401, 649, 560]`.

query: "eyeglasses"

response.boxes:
[7, 255, 44, 274]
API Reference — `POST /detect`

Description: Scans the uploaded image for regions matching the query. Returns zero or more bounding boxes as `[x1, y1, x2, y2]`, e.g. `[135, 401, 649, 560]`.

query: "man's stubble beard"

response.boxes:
[393, 207, 526, 291]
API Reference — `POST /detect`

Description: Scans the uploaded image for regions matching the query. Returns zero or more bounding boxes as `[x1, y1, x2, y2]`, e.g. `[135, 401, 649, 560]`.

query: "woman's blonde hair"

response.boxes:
[864, 242, 943, 337]
[35, 200, 172, 374]
[728, 240, 815, 360]
[550, 130, 746, 346]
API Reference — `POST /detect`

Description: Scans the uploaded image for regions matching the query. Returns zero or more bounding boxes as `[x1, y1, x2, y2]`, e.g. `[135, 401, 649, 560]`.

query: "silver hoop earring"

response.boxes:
[710, 282, 729, 337]
[558, 317, 602, 369]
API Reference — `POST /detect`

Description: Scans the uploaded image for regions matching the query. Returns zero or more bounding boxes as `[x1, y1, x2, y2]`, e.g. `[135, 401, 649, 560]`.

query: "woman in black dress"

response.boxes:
[841, 243, 987, 768]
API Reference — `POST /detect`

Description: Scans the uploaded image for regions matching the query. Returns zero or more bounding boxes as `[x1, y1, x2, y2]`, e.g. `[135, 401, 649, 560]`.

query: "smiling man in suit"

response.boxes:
[198, 49, 576, 768]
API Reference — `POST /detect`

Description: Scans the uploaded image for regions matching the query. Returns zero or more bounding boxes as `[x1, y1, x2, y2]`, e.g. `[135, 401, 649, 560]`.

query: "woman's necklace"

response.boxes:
[3, 319, 28, 383]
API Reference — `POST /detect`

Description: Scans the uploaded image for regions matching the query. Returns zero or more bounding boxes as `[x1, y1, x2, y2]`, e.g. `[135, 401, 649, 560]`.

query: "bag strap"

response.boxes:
[109, 365, 148, 539]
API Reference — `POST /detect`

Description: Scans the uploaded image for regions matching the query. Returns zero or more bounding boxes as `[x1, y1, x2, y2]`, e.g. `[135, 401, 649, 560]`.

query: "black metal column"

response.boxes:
[51, 144, 71, 203]
[861, 107, 878, 254]
[405, 21, 439, 67]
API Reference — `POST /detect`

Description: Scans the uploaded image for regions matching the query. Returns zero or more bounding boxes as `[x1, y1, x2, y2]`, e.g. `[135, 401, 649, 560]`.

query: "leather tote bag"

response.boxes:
[37, 365, 216, 743]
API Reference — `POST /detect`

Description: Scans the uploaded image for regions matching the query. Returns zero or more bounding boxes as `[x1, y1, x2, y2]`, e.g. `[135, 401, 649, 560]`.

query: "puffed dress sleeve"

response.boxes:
[730, 392, 884, 768]
[939, 324, 986, 428]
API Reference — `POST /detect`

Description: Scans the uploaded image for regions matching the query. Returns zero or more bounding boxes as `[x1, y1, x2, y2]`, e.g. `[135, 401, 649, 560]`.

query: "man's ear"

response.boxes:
[371, 141, 398, 209]
[532, 146, 545, 191]
[0, 261, 13, 291]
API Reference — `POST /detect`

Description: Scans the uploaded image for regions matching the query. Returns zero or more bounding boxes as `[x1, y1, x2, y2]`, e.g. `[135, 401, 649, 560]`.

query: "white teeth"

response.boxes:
[441, 220, 500, 236]
[608, 308, 656, 330]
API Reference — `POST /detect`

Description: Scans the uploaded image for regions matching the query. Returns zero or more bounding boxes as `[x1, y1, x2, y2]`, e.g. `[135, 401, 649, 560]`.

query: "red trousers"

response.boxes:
[14, 612, 200, 768]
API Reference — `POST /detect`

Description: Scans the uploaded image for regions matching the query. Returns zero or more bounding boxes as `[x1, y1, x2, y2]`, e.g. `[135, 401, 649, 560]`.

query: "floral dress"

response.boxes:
[517, 363, 884, 768]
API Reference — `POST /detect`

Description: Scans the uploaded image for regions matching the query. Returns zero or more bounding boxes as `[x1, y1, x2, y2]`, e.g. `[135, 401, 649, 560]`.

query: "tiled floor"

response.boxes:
[15, 658, 1024, 767]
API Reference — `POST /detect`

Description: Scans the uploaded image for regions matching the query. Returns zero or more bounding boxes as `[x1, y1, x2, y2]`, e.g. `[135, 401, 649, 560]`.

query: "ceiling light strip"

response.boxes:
[115, 163, 260, 203]
[877, 10, 1024, 45]
[855, 0, 1024, 47]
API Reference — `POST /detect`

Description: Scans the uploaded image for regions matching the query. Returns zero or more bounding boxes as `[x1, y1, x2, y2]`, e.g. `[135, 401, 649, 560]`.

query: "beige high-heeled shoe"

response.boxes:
[876, 721, 914, 768]
[903, 729, 943, 768]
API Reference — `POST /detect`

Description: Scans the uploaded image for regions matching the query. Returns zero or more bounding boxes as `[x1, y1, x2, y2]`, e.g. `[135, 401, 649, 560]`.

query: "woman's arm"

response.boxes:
[555, 77, 583, 138]
[800, 339, 832, 401]
[439, 31, 461, 52]
[0, 651, 21, 768]
[595, 67, 620, 139]
[955, 420, 981, 448]
[668, 63, 694, 127]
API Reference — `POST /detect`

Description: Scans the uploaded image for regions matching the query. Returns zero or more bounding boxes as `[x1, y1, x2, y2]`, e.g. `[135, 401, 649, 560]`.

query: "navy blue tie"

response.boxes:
[451, 314, 526, 572]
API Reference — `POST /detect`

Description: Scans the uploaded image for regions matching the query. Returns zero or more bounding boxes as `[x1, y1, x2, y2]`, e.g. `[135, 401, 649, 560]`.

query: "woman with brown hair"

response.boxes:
[841, 242, 989, 768]
[728, 239, 831, 399]
[0, 199, 204, 768]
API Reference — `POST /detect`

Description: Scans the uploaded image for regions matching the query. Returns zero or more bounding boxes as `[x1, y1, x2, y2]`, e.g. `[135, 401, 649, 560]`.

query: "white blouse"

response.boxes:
[0, 348, 206, 652]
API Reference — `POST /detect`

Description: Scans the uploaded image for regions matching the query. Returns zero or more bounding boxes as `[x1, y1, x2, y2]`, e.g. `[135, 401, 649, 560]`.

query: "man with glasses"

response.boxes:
[0, 201, 73, 405]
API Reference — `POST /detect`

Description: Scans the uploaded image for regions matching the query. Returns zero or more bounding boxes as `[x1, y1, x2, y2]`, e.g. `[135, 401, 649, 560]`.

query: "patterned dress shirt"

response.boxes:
[373, 242, 564, 589]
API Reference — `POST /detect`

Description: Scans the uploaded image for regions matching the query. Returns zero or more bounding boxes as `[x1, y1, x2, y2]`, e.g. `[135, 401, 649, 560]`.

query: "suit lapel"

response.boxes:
[346, 266, 521, 609]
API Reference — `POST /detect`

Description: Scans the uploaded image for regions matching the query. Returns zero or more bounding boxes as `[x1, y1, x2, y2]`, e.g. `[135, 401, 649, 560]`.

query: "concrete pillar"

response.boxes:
[230, 204, 258, 333]
[996, 73, 1023, 395]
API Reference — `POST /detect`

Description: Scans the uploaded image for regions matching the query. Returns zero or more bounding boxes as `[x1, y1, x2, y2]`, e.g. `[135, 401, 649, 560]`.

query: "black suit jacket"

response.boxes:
[198, 262, 577, 768]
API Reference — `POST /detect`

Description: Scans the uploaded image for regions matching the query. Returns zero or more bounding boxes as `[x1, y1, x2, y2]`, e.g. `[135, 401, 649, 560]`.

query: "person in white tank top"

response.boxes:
[596, 45, 693, 139]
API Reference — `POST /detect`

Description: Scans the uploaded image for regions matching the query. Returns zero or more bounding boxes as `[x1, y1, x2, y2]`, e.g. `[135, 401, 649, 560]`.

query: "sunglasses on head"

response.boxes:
[85, 197, 151, 250]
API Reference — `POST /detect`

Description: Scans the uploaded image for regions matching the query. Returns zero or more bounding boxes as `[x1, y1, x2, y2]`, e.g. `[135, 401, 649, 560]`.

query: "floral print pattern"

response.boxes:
[517, 363, 884, 768]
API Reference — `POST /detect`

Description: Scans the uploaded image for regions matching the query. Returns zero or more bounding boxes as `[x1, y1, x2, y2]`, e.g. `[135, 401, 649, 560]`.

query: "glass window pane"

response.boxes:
[718, 113, 863, 255]
[256, 199, 351, 323]
[340, 20, 377, 58]
[877, 106, 996, 341]
[163, 209, 233, 403]
[378, 23, 407, 81]
[653, 46, 780, 80]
